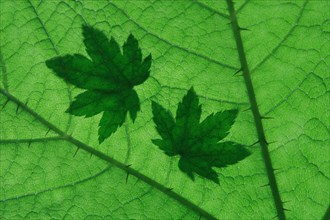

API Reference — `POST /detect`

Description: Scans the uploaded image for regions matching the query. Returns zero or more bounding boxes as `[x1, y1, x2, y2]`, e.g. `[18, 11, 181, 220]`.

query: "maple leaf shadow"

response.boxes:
[178, 142, 251, 184]
[45, 25, 151, 143]
[152, 87, 251, 184]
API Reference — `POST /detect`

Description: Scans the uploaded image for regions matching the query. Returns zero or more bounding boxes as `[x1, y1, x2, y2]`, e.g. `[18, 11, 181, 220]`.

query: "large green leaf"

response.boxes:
[0, 0, 329, 219]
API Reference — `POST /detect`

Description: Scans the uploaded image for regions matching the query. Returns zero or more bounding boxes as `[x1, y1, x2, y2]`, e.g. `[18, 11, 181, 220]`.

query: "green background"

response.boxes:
[0, 0, 329, 219]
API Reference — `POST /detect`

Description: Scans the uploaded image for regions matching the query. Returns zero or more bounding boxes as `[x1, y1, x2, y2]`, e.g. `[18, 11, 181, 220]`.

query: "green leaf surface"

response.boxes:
[1, 0, 329, 219]
[152, 87, 250, 183]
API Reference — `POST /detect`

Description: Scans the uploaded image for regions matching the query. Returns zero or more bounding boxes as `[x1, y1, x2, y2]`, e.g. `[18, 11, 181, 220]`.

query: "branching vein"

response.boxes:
[0, 88, 217, 220]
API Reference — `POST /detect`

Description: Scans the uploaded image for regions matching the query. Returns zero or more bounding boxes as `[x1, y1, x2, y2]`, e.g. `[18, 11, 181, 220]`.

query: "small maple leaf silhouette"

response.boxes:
[152, 87, 250, 183]
[46, 25, 151, 143]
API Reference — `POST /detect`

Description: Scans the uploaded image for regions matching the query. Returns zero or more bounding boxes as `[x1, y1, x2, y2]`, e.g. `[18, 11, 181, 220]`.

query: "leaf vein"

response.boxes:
[194, 1, 230, 19]
[226, 1, 286, 219]
[0, 88, 217, 220]
[0, 166, 111, 203]
[250, 0, 308, 74]
[107, 1, 237, 70]
[27, 0, 73, 132]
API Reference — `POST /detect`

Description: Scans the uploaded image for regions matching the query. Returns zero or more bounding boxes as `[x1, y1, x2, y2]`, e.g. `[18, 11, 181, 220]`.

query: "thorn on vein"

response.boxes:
[267, 141, 277, 145]
[239, 26, 251, 31]
[233, 68, 243, 76]
[16, 104, 20, 114]
[282, 200, 291, 204]
[126, 172, 129, 184]
[260, 183, 269, 187]
[261, 116, 274, 120]
[73, 147, 80, 157]
[250, 140, 260, 147]
[2, 99, 9, 109]
[45, 128, 51, 136]
[242, 106, 251, 112]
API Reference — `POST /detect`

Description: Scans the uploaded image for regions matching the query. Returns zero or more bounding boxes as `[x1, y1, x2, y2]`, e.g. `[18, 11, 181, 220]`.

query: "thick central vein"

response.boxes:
[226, 0, 285, 220]
[0, 88, 217, 220]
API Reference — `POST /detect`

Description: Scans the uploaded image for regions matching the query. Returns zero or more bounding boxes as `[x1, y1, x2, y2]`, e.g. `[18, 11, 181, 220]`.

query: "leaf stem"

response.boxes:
[0, 88, 217, 220]
[225, 1, 285, 219]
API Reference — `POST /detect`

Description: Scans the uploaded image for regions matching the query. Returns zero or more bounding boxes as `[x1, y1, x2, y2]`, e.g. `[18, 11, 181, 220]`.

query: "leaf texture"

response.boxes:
[0, 0, 329, 219]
